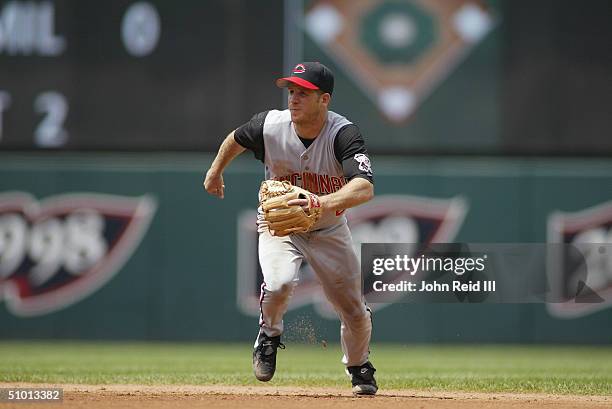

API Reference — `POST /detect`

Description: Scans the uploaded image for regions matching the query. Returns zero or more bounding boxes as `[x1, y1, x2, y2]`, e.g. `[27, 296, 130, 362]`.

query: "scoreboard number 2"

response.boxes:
[0, 90, 69, 148]
[34, 91, 69, 148]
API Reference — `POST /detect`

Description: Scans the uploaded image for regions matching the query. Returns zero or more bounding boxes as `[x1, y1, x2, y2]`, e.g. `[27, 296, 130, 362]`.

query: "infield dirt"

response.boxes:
[1, 384, 610, 409]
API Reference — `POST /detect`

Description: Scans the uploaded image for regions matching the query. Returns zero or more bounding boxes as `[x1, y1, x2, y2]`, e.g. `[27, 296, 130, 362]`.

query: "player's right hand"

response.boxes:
[204, 170, 225, 199]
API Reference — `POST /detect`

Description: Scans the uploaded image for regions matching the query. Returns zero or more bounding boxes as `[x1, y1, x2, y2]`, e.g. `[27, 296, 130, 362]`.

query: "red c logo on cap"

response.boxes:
[293, 64, 306, 74]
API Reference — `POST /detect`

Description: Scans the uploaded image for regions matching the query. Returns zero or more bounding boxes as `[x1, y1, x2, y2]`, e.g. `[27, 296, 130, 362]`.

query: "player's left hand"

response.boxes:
[259, 180, 322, 236]
[287, 193, 322, 210]
[287, 198, 308, 208]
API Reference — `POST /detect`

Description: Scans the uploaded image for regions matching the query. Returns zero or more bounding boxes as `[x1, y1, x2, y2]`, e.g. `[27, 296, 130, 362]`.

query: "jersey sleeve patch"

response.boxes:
[353, 153, 372, 175]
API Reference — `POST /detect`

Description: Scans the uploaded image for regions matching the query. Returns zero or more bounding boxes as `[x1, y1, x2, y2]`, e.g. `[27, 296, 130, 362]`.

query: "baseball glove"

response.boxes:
[259, 180, 322, 236]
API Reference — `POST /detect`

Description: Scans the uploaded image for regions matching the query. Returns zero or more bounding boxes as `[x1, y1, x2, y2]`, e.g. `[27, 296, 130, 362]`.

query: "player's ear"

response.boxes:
[320, 92, 331, 106]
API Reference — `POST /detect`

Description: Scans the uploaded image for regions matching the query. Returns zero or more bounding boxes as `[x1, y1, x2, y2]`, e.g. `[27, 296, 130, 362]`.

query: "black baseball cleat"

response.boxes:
[252, 332, 285, 382]
[346, 361, 378, 396]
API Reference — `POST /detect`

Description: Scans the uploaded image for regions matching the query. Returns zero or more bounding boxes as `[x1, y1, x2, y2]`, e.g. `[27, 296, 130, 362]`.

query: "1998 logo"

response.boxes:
[0, 192, 156, 316]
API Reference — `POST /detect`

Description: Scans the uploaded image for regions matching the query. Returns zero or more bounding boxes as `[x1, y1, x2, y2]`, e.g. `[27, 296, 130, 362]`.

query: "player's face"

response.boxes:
[287, 84, 328, 124]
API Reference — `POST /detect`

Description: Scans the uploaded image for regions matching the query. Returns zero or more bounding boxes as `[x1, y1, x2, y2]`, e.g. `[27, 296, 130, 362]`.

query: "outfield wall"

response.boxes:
[0, 154, 610, 343]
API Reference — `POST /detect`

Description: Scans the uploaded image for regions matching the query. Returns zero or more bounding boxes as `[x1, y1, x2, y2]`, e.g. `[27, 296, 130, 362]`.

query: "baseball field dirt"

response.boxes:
[1, 384, 611, 409]
[2, 343, 611, 408]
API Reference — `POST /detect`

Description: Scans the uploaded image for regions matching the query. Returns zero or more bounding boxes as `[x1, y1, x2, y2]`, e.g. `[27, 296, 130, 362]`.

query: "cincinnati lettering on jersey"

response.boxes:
[274, 172, 347, 195]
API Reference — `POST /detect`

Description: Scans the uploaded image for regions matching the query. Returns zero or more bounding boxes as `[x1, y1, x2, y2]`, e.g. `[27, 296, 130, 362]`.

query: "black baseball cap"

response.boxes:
[276, 62, 334, 95]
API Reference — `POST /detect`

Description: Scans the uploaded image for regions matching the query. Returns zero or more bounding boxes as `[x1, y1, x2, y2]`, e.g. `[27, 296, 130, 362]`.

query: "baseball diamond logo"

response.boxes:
[547, 201, 612, 319]
[236, 195, 467, 317]
[0, 192, 156, 316]
[303, 0, 495, 121]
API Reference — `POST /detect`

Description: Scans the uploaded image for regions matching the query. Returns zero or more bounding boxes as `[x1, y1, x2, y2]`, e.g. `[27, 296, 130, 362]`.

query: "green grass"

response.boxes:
[0, 342, 611, 395]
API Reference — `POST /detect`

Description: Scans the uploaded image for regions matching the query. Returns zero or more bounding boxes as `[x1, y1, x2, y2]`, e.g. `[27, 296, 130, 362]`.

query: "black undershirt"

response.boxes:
[233, 110, 373, 184]
[298, 136, 314, 149]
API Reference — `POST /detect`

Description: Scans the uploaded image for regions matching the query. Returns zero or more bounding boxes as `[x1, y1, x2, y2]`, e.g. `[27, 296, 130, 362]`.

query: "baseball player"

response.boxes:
[204, 62, 377, 395]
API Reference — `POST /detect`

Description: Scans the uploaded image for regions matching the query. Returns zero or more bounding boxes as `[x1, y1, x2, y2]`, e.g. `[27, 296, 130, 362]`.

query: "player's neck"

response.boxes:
[294, 110, 327, 140]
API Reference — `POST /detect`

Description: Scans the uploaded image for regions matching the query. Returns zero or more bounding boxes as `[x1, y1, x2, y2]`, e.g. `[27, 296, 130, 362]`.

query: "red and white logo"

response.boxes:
[308, 194, 321, 209]
[354, 153, 372, 175]
[293, 64, 306, 74]
[547, 200, 612, 318]
[236, 195, 467, 317]
[0, 192, 156, 316]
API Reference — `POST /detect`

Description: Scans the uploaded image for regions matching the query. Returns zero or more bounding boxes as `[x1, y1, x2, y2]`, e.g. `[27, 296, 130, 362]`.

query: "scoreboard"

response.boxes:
[0, 0, 283, 150]
[2, 1, 609, 155]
